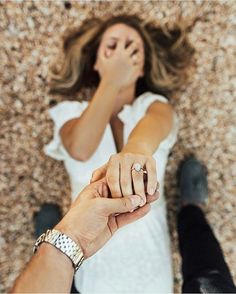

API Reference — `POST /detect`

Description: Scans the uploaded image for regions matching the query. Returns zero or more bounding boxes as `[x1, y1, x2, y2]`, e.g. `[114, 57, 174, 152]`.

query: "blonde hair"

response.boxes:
[49, 14, 195, 99]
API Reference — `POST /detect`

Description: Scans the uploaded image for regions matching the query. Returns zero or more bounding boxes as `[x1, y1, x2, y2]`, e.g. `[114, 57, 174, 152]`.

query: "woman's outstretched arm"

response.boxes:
[122, 100, 173, 155]
[91, 101, 173, 205]
[60, 78, 120, 161]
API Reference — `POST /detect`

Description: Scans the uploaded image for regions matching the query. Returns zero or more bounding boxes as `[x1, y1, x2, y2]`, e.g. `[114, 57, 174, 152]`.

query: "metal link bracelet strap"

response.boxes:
[33, 229, 84, 272]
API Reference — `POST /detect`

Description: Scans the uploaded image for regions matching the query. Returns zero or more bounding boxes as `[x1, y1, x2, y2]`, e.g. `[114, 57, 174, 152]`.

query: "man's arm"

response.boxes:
[11, 180, 156, 293]
[11, 243, 74, 293]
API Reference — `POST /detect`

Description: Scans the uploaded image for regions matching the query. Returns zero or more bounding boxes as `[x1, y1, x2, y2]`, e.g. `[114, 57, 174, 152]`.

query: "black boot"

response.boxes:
[177, 156, 208, 207]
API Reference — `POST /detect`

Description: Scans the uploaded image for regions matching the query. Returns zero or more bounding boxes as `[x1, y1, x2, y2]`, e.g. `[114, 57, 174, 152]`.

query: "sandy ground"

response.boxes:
[0, 0, 235, 292]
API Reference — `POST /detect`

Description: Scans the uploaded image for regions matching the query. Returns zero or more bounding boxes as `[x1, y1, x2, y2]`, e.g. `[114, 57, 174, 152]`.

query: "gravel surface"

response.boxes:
[0, 0, 235, 292]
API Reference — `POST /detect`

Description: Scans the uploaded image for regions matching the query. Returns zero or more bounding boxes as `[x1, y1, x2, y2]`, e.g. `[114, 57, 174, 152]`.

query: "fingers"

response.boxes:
[120, 161, 133, 196]
[125, 41, 139, 56]
[102, 182, 110, 198]
[97, 194, 143, 215]
[131, 168, 146, 207]
[146, 191, 159, 204]
[145, 159, 158, 195]
[90, 163, 108, 183]
[106, 157, 122, 197]
[100, 155, 158, 207]
[116, 203, 151, 229]
[125, 41, 142, 64]
[116, 39, 141, 63]
[115, 37, 126, 52]
[130, 53, 141, 66]
[97, 181, 110, 198]
[77, 179, 110, 204]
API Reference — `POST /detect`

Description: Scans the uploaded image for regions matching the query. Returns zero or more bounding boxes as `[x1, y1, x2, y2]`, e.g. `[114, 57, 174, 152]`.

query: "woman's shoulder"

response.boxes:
[133, 91, 169, 108]
[118, 91, 173, 127]
[129, 91, 169, 118]
[48, 100, 88, 119]
[45, 100, 89, 133]
[49, 100, 89, 111]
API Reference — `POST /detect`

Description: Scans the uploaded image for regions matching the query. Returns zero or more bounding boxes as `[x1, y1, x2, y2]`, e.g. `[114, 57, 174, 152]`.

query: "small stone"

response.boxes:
[64, 1, 72, 10]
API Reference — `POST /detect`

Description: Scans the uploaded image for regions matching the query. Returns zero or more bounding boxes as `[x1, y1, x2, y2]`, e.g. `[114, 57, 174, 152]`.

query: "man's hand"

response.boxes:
[55, 179, 154, 258]
[11, 179, 156, 294]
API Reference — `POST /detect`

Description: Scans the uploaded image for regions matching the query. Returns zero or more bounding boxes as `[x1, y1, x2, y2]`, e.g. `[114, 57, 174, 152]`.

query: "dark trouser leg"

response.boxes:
[71, 280, 80, 294]
[177, 205, 236, 293]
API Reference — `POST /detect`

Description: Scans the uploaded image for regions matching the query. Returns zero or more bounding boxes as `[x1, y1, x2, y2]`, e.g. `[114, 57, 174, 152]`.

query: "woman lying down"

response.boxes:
[44, 13, 195, 293]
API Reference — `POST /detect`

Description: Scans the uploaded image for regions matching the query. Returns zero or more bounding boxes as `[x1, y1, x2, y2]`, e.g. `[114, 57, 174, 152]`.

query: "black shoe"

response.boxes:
[177, 156, 208, 207]
[33, 203, 62, 238]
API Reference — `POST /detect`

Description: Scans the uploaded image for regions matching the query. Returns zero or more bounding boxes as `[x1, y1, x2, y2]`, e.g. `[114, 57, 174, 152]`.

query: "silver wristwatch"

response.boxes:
[33, 229, 84, 272]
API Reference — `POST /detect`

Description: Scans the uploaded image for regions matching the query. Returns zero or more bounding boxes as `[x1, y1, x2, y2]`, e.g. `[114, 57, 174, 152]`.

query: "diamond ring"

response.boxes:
[132, 163, 147, 174]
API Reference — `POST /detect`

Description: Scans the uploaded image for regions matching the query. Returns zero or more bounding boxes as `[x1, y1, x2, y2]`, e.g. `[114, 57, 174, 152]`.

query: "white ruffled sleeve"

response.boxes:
[43, 100, 88, 161]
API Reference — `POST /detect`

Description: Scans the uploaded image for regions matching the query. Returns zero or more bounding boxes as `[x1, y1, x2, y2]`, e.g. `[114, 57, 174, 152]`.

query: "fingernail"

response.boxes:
[148, 188, 155, 195]
[139, 197, 146, 207]
[129, 195, 142, 208]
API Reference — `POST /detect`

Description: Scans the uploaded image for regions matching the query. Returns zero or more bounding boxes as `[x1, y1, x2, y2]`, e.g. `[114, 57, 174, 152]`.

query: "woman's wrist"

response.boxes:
[100, 77, 122, 94]
[121, 140, 154, 156]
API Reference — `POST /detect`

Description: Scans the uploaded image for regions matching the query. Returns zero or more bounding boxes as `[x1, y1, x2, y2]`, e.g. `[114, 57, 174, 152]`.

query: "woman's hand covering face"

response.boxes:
[94, 37, 144, 90]
[90, 152, 159, 207]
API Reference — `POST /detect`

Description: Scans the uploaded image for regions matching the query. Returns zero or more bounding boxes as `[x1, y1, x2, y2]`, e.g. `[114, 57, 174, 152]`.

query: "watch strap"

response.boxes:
[33, 229, 84, 271]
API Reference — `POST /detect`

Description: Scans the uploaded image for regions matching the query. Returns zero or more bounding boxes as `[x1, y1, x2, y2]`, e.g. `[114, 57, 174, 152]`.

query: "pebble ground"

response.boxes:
[0, 0, 235, 292]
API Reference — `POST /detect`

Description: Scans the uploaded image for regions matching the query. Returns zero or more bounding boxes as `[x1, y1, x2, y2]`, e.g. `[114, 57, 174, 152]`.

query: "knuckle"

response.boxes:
[92, 198, 99, 208]
[149, 156, 156, 164]
[121, 197, 129, 209]
[149, 163, 157, 174]
[132, 170, 140, 180]
[123, 152, 132, 160]
[120, 176, 130, 187]
[93, 198, 103, 210]
[109, 154, 116, 162]
[134, 183, 145, 195]
[107, 174, 117, 185]
[111, 191, 121, 198]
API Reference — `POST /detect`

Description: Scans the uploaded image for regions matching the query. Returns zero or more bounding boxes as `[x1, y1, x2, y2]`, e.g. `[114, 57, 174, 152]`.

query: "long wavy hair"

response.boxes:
[48, 14, 195, 99]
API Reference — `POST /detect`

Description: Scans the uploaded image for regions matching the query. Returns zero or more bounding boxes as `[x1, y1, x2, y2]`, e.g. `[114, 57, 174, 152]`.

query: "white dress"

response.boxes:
[44, 91, 179, 293]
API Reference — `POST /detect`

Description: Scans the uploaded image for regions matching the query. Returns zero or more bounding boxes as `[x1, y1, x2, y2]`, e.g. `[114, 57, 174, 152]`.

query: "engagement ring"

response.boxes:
[132, 163, 147, 174]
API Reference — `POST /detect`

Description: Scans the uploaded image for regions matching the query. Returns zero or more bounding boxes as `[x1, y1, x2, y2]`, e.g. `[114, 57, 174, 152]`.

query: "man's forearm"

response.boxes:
[11, 243, 74, 293]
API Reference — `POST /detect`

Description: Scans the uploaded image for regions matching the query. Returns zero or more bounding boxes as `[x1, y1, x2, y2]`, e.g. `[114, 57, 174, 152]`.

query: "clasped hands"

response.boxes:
[91, 152, 159, 205]
[55, 152, 159, 259]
